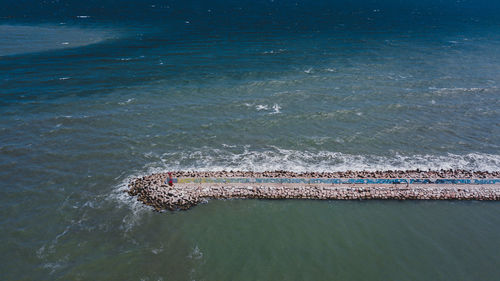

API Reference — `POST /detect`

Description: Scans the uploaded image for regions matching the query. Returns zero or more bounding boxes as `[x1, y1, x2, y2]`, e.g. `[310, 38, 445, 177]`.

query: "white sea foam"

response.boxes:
[270, 104, 281, 114]
[262, 49, 286, 54]
[431, 86, 497, 94]
[222, 143, 237, 148]
[117, 56, 144, 61]
[129, 147, 500, 173]
[255, 104, 268, 111]
[254, 104, 281, 114]
[304, 68, 313, 74]
[118, 98, 135, 105]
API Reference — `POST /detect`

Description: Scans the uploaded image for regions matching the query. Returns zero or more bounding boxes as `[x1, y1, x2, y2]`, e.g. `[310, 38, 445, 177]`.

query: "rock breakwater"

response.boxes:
[155, 169, 500, 179]
[127, 170, 500, 211]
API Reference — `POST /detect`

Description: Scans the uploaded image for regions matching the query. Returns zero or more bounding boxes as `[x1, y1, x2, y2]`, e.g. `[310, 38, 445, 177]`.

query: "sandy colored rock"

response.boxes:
[128, 170, 500, 211]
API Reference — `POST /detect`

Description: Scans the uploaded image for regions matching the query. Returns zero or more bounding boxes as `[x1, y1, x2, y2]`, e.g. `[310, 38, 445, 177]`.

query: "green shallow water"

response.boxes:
[21, 200, 500, 281]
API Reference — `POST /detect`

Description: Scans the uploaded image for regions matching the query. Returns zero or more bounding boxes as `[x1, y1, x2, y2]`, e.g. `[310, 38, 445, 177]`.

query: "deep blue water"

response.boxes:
[1, 1, 500, 280]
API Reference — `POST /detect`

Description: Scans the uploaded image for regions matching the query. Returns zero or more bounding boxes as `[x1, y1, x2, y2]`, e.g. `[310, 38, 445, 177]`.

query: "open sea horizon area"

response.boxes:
[1, 0, 499, 280]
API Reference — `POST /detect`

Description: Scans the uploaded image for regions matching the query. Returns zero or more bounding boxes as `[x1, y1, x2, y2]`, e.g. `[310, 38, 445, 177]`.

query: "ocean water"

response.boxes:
[1, 0, 500, 280]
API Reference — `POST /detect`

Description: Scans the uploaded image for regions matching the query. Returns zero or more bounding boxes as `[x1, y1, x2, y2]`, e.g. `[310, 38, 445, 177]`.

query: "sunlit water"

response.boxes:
[1, 0, 500, 280]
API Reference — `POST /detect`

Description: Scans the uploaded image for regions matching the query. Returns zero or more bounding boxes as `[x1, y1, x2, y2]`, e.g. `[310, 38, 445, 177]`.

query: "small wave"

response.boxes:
[255, 104, 282, 114]
[255, 104, 268, 111]
[117, 55, 145, 61]
[430, 86, 497, 94]
[118, 98, 135, 105]
[187, 245, 203, 260]
[222, 143, 237, 148]
[304, 68, 313, 74]
[270, 104, 281, 114]
[262, 49, 286, 55]
[36, 215, 91, 274]
[152, 245, 164, 255]
[108, 171, 155, 232]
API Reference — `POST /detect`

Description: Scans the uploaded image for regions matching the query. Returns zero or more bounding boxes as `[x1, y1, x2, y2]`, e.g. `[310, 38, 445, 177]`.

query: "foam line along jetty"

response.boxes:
[127, 170, 500, 211]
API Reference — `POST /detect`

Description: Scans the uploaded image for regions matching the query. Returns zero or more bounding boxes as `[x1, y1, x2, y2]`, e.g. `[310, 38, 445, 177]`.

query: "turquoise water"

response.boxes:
[1, 0, 500, 279]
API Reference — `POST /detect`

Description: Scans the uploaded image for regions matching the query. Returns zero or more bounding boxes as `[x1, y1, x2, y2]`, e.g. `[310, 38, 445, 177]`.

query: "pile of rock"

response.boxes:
[127, 174, 201, 211]
[127, 170, 500, 211]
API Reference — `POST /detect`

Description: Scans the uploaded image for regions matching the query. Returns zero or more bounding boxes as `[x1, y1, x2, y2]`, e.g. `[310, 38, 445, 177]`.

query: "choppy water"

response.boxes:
[1, 0, 500, 280]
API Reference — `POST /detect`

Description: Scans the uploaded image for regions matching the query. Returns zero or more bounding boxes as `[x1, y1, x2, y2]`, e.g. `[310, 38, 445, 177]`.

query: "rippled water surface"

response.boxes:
[1, 0, 500, 280]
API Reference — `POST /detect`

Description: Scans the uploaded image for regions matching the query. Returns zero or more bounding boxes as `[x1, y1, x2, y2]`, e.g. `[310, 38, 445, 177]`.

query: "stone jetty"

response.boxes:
[127, 170, 500, 211]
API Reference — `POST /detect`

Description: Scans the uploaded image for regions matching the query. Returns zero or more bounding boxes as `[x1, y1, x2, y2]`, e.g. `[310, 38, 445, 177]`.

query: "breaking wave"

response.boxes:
[132, 146, 500, 174]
